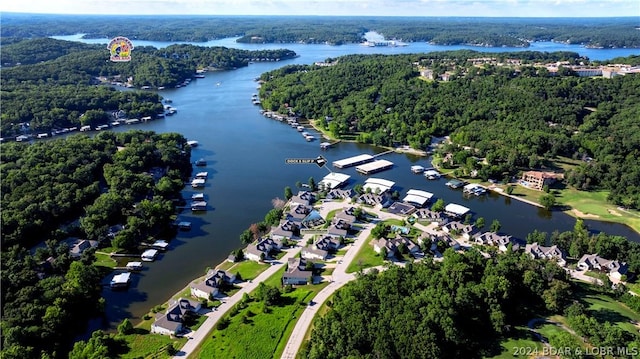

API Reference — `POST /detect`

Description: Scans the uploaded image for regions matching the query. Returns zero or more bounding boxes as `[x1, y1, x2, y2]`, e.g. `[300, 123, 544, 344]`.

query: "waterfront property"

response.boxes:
[141, 249, 159, 262]
[445, 179, 465, 189]
[463, 183, 487, 196]
[520, 171, 560, 191]
[126, 261, 144, 271]
[355, 159, 394, 175]
[190, 269, 236, 300]
[151, 298, 201, 336]
[413, 208, 449, 225]
[245, 237, 283, 262]
[474, 231, 519, 252]
[333, 154, 374, 169]
[372, 235, 421, 258]
[290, 191, 316, 206]
[442, 221, 479, 240]
[357, 192, 393, 207]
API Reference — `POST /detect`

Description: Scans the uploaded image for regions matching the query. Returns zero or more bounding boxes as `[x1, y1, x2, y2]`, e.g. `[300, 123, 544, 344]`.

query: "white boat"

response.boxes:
[297, 126, 305, 132]
[177, 221, 192, 230]
[191, 201, 207, 211]
[191, 178, 206, 188]
[151, 240, 170, 250]
[411, 165, 425, 174]
[195, 171, 208, 179]
[191, 193, 205, 201]
[195, 158, 206, 166]
[187, 140, 199, 147]
[141, 249, 159, 262]
[126, 262, 143, 271]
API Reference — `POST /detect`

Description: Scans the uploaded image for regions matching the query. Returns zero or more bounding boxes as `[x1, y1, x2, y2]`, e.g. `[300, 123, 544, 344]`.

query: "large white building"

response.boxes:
[363, 178, 395, 194]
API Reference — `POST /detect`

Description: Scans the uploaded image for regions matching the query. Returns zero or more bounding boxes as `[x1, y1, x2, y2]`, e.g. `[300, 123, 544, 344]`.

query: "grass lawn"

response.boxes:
[626, 281, 640, 295]
[94, 252, 117, 268]
[483, 326, 544, 359]
[555, 188, 640, 233]
[580, 292, 640, 334]
[120, 317, 187, 359]
[225, 260, 270, 281]
[345, 235, 384, 274]
[191, 268, 328, 359]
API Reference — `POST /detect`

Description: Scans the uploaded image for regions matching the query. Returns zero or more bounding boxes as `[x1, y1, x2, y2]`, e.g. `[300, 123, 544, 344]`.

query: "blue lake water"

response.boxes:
[51, 33, 640, 328]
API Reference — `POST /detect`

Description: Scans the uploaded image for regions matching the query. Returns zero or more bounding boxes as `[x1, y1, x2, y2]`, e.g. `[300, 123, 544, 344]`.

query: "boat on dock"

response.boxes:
[320, 142, 332, 150]
[141, 249, 159, 262]
[411, 165, 425, 174]
[305, 134, 315, 141]
[191, 193, 205, 201]
[151, 240, 170, 250]
[445, 179, 466, 189]
[187, 140, 199, 147]
[177, 221, 192, 230]
[126, 261, 143, 271]
[297, 126, 305, 132]
[195, 171, 208, 179]
[424, 169, 441, 180]
[191, 201, 207, 211]
[463, 183, 487, 196]
[110, 272, 131, 289]
[195, 158, 206, 166]
[191, 178, 206, 188]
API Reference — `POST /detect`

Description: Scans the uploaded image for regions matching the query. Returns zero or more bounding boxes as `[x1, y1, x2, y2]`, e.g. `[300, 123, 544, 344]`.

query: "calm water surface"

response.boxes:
[53, 34, 640, 328]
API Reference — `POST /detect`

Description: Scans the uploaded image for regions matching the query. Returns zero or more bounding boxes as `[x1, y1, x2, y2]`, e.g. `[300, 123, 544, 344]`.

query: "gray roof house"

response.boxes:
[524, 242, 567, 267]
[326, 188, 353, 200]
[578, 254, 628, 280]
[286, 204, 312, 223]
[290, 191, 315, 206]
[271, 220, 299, 240]
[301, 246, 328, 261]
[190, 269, 236, 300]
[327, 225, 348, 238]
[245, 237, 283, 262]
[413, 209, 449, 225]
[282, 258, 313, 285]
[69, 239, 98, 258]
[442, 221, 479, 240]
[151, 298, 201, 336]
[474, 231, 519, 252]
[315, 235, 342, 251]
[372, 236, 420, 258]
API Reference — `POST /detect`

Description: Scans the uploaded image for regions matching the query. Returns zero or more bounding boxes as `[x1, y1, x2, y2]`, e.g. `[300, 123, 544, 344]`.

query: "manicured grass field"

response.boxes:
[225, 260, 270, 280]
[556, 188, 640, 233]
[483, 326, 544, 359]
[192, 268, 328, 359]
[580, 292, 640, 334]
[94, 252, 117, 268]
[121, 329, 186, 359]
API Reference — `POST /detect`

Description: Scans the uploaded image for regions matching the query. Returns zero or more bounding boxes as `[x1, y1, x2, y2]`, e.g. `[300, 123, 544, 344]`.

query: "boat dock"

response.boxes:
[333, 154, 374, 168]
[355, 159, 394, 175]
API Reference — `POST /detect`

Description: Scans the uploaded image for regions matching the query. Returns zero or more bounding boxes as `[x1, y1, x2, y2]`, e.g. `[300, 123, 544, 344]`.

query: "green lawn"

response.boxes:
[225, 260, 270, 281]
[191, 268, 328, 359]
[345, 235, 384, 274]
[580, 292, 640, 334]
[94, 252, 117, 268]
[483, 326, 544, 359]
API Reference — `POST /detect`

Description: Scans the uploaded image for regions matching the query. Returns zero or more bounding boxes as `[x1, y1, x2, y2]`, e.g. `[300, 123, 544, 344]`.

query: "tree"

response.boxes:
[117, 318, 133, 335]
[540, 193, 556, 210]
[475, 217, 486, 229]
[505, 186, 514, 195]
[239, 229, 253, 244]
[490, 219, 501, 233]
[308, 177, 316, 191]
[431, 198, 445, 212]
[284, 186, 293, 200]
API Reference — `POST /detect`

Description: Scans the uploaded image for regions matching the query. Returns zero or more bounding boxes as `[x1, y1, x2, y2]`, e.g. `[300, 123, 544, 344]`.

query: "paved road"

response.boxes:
[173, 246, 301, 358]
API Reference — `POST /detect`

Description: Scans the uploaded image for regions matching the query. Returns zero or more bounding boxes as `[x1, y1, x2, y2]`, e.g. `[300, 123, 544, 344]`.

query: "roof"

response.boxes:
[444, 203, 470, 216]
[403, 189, 434, 206]
[363, 177, 395, 193]
[333, 154, 374, 168]
[356, 159, 394, 174]
[319, 172, 351, 189]
[111, 272, 131, 284]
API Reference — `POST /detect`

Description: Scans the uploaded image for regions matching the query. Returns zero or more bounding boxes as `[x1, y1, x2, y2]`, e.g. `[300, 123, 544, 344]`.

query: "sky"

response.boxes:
[1, 0, 639, 17]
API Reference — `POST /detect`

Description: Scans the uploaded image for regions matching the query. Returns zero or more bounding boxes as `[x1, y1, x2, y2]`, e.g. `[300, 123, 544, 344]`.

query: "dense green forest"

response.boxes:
[0, 131, 192, 359]
[259, 51, 640, 209]
[2, 14, 639, 48]
[301, 249, 639, 359]
[0, 38, 296, 136]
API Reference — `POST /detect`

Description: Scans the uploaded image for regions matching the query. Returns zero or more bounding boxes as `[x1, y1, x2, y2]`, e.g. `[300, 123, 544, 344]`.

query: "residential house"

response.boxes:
[357, 193, 392, 207]
[286, 204, 312, 224]
[327, 224, 348, 238]
[427, 235, 461, 252]
[521, 171, 560, 191]
[271, 220, 299, 240]
[151, 298, 201, 336]
[334, 207, 357, 225]
[282, 258, 313, 285]
[69, 239, 98, 258]
[245, 237, 283, 262]
[315, 235, 342, 251]
[326, 188, 353, 200]
[290, 191, 315, 206]
[372, 236, 420, 258]
[474, 232, 519, 252]
[524, 242, 567, 267]
[301, 246, 328, 261]
[442, 221, 479, 240]
[413, 208, 449, 225]
[577, 254, 628, 280]
[190, 269, 236, 300]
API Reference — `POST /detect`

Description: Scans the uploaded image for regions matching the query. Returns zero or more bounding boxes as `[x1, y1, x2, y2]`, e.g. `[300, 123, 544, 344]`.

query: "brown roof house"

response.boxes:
[282, 258, 313, 285]
[151, 298, 201, 336]
[578, 254, 628, 280]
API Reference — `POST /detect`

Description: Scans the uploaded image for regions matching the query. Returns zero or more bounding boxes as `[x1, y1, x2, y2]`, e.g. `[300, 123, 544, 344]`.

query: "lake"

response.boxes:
[52, 34, 640, 328]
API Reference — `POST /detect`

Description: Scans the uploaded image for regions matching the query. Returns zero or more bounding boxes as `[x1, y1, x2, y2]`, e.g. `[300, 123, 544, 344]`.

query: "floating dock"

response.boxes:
[356, 159, 394, 175]
[402, 189, 434, 207]
[333, 154, 374, 168]
[319, 172, 351, 189]
[444, 203, 470, 217]
[363, 178, 395, 193]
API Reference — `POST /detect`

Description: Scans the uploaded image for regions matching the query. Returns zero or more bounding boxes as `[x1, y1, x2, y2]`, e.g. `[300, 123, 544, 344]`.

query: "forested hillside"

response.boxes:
[259, 51, 640, 209]
[0, 131, 192, 359]
[2, 14, 639, 48]
[0, 38, 296, 136]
